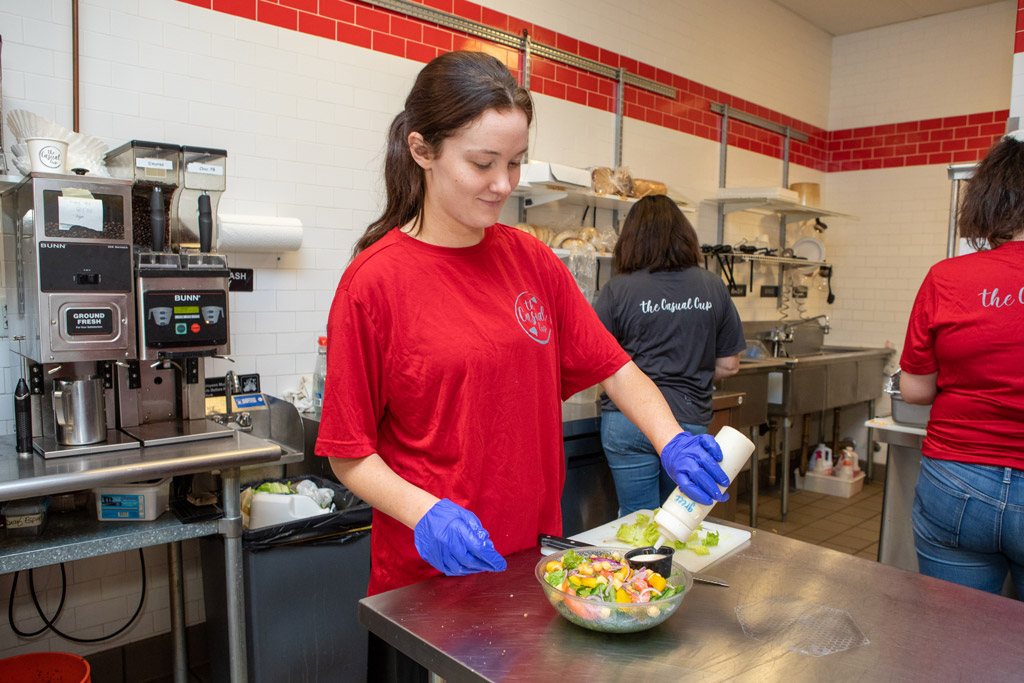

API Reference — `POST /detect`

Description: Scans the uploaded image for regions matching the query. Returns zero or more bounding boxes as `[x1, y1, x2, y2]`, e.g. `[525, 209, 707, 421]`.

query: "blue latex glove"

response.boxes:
[414, 499, 507, 576]
[661, 432, 731, 506]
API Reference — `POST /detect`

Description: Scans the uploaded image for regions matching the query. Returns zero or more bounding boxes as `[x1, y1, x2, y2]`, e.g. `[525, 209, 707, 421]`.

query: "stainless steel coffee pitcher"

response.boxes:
[52, 376, 107, 445]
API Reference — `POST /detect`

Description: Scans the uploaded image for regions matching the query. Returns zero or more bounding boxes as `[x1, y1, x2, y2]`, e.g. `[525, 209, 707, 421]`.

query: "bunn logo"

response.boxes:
[40, 243, 66, 248]
[174, 295, 201, 302]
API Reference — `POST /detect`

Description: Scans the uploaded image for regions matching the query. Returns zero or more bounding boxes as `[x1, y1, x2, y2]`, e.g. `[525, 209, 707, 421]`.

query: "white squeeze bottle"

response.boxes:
[653, 425, 756, 549]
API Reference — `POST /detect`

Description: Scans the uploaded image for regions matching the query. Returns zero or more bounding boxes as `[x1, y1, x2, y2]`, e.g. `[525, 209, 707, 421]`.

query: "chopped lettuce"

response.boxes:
[545, 569, 567, 589]
[561, 549, 584, 571]
[255, 481, 294, 494]
[614, 512, 721, 555]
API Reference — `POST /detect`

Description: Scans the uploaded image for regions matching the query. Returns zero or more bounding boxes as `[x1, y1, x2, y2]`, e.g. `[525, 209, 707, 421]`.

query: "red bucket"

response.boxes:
[0, 652, 91, 683]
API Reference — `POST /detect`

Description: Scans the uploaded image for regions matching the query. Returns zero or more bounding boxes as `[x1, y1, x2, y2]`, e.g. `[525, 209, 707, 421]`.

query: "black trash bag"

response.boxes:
[242, 474, 372, 552]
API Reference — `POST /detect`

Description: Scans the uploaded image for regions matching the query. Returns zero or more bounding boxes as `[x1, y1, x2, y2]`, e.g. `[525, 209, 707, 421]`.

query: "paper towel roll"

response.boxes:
[217, 213, 303, 252]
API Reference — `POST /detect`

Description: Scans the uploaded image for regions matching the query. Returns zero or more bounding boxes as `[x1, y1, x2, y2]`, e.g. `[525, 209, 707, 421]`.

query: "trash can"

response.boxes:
[201, 475, 372, 683]
[0, 652, 91, 682]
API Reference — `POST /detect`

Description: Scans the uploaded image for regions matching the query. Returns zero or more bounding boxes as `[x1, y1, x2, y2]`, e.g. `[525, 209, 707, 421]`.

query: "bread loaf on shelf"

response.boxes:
[632, 178, 668, 198]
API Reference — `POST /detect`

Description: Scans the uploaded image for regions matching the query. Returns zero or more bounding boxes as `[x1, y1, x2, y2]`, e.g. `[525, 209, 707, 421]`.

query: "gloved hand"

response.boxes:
[414, 498, 507, 576]
[661, 432, 730, 506]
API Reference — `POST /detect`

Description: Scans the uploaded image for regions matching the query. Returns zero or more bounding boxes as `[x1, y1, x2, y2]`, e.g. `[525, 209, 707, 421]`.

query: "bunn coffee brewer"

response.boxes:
[107, 142, 234, 448]
[2, 172, 141, 456]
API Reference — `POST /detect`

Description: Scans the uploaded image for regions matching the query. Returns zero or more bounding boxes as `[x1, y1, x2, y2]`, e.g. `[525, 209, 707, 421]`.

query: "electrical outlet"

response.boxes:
[760, 285, 779, 298]
[793, 285, 808, 299]
[728, 284, 747, 297]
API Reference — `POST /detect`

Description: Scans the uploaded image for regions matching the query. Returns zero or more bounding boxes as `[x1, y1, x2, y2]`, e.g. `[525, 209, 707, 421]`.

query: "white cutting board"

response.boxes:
[542, 510, 752, 573]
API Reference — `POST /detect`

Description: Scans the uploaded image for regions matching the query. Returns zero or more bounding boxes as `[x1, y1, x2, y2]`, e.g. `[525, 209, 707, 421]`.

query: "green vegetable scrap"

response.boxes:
[615, 511, 721, 555]
[255, 481, 294, 494]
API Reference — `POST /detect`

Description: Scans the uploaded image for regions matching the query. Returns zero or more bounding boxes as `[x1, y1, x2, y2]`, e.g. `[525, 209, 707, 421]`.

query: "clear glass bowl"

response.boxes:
[535, 546, 693, 633]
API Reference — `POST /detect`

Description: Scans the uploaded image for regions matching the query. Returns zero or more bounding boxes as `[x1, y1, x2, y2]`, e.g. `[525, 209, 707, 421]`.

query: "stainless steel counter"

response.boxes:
[0, 431, 286, 683]
[360, 522, 1024, 681]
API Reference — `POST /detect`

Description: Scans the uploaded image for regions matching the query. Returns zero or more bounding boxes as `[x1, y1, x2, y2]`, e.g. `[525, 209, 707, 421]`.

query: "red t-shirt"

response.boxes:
[315, 225, 629, 594]
[900, 241, 1024, 468]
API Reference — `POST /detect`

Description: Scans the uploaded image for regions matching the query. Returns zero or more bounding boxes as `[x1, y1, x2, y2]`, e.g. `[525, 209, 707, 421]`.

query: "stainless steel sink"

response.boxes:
[768, 346, 892, 416]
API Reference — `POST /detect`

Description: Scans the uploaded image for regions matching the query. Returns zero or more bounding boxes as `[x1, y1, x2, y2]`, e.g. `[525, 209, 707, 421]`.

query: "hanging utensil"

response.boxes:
[820, 265, 835, 304]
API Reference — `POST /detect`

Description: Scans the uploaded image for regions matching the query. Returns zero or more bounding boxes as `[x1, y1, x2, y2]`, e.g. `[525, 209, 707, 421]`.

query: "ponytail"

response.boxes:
[354, 111, 424, 254]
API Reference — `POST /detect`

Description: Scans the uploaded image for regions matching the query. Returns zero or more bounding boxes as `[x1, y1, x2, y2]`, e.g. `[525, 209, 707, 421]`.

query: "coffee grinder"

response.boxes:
[106, 142, 234, 447]
[1, 172, 141, 456]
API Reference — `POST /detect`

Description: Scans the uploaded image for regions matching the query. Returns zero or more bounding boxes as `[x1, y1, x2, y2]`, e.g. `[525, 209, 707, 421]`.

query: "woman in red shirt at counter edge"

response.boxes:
[900, 129, 1024, 598]
[315, 51, 732, 597]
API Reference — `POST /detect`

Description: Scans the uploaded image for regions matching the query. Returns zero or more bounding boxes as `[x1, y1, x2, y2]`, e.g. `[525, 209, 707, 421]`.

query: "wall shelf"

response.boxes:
[706, 195, 855, 224]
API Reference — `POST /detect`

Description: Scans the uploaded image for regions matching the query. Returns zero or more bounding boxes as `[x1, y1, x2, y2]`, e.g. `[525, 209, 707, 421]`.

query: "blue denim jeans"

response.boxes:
[912, 456, 1024, 598]
[600, 410, 707, 518]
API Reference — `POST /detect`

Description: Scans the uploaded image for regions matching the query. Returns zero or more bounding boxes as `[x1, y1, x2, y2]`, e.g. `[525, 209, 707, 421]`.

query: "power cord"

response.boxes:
[8, 549, 147, 643]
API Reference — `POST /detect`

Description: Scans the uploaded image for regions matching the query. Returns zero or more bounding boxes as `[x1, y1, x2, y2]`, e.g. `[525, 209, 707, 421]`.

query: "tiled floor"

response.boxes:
[729, 471, 885, 561]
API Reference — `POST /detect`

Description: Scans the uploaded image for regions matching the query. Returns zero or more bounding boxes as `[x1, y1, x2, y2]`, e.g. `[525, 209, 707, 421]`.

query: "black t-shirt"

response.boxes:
[594, 266, 746, 425]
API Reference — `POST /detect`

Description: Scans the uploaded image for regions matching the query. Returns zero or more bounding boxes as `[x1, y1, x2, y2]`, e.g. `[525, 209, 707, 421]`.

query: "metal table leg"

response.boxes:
[865, 399, 875, 483]
[169, 541, 188, 683]
[219, 467, 248, 683]
[748, 426, 758, 528]
[781, 417, 791, 521]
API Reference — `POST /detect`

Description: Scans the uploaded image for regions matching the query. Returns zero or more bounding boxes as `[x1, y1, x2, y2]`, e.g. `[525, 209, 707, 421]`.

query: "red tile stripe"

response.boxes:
[181, 0, 1006, 171]
[827, 111, 1008, 171]
[1017, 1, 1024, 54]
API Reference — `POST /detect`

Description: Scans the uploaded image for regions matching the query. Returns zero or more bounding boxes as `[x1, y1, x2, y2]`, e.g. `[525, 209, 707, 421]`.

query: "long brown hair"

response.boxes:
[613, 194, 701, 274]
[958, 134, 1024, 249]
[354, 51, 533, 254]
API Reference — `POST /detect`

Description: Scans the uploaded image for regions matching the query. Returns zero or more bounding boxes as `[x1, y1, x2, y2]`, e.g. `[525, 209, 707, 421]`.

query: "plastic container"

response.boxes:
[796, 469, 865, 498]
[0, 652, 90, 682]
[652, 426, 755, 547]
[2, 496, 50, 537]
[809, 443, 833, 475]
[248, 491, 333, 530]
[94, 477, 170, 521]
[313, 336, 328, 417]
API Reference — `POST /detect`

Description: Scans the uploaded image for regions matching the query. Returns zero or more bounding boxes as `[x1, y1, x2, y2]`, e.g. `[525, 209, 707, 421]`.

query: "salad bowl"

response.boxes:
[535, 546, 693, 633]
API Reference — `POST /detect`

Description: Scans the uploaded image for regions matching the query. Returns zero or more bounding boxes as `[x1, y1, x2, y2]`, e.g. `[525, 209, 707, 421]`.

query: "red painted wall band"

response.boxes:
[180, 0, 1007, 170]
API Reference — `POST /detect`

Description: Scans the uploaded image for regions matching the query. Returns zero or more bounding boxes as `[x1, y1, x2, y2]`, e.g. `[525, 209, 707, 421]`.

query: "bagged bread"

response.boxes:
[591, 167, 633, 197]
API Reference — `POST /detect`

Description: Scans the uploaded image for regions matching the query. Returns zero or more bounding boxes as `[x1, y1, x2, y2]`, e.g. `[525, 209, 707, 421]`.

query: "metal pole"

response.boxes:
[865, 399, 875, 483]
[220, 467, 248, 683]
[781, 417, 791, 521]
[168, 542, 188, 683]
[748, 426, 759, 528]
[947, 179, 960, 259]
[716, 106, 729, 244]
[614, 68, 625, 168]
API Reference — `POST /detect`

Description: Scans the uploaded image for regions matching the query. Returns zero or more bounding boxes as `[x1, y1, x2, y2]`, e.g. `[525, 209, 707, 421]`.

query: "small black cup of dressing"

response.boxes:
[625, 545, 674, 577]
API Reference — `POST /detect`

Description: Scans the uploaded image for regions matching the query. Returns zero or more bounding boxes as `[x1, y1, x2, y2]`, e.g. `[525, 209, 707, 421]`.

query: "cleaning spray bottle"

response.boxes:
[653, 425, 756, 549]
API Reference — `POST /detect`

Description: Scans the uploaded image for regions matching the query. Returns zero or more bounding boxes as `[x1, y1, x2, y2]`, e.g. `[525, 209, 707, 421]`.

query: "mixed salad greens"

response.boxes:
[614, 511, 720, 555]
[542, 550, 686, 603]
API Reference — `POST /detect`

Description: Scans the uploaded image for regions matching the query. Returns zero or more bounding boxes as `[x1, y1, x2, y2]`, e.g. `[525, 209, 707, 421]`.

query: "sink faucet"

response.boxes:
[766, 315, 831, 357]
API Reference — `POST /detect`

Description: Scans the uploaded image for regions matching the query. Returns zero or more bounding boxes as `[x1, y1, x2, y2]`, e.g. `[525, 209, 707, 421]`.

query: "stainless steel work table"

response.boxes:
[359, 522, 1024, 681]
[0, 431, 285, 683]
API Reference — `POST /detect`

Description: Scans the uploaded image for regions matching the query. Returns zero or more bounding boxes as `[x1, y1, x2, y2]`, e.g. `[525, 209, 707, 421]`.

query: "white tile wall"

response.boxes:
[829, 1, 1015, 129]
[476, 0, 835, 127]
[0, 0, 1013, 661]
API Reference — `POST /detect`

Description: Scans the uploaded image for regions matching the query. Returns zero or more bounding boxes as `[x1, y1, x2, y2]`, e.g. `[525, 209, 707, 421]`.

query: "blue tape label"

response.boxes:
[232, 394, 266, 409]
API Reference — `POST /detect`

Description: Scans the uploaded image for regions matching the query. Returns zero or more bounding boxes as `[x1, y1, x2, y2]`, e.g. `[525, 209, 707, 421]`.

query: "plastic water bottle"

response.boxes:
[652, 426, 756, 548]
[313, 336, 328, 418]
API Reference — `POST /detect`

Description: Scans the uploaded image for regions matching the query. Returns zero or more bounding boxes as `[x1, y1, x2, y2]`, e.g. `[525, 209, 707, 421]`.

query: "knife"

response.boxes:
[537, 533, 730, 587]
